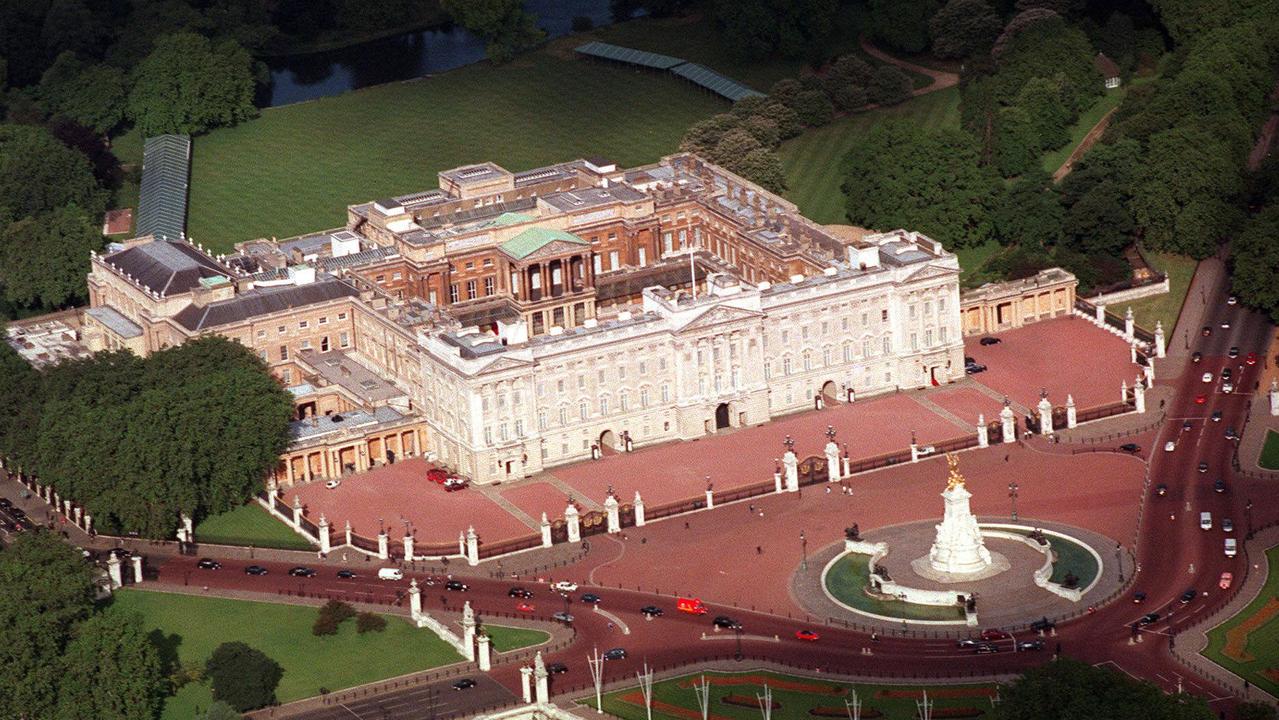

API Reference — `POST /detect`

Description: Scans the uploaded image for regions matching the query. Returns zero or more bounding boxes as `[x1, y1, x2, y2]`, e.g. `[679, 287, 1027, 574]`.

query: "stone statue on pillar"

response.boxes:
[534, 650, 549, 706]
[461, 601, 476, 661]
[565, 501, 581, 543]
[1037, 389, 1052, 436]
[824, 426, 840, 482]
[917, 454, 1004, 581]
[1124, 306, 1134, 339]
[1270, 380, 1279, 416]
[604, 490, 620, 534]
[465, 525, 479, 566]
[782, 435, 798, 492]
[1154, 320, 1166, 358]
[1066, 395, 1077, 429]
[1133, 375, 1146, 413]
[1000, 397, 1015, 444]
[976, 413, 988, 447]
[318, 514, 331, 554]
[540, 512, 553, 547]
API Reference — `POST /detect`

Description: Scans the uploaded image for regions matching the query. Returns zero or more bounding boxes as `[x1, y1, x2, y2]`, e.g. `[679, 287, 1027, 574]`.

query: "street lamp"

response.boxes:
[1246, 499, 1253, 539]
[826, 425, 837, 442]
[800, 530, 808, 571]
[1115, 543, 1124, 583]
[734, 624, 743, 661]
[783, 435, 795, 453]
[1007, 482, 1019, 521]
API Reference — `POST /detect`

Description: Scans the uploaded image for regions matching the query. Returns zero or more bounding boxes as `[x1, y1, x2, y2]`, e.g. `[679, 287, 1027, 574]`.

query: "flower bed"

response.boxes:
[722, 694, 781, 710]
[811, 706, 884, 717]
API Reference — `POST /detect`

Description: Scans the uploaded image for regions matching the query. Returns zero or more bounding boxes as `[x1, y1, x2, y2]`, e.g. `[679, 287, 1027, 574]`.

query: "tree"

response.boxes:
[869, 65, 912, 106]
[199, 702, 245, 720]
[831, 83, 870, 112]
[791, 90, 834, 126]
[1058, 138, 1141, 206]
[1231, 206, 1279, 321]
[56, 612, 166, 720]
[206, 642, 284, 712]
[711, 0, 838, 61]
[757, 102, 803, 139]
[441, 0, 545, 63]
[742, 115, 780, 148]
[992, 105, 1039, 177]
[127, 32, 257, 136]
[768, 78, 804, 107]
[1095, 12, 1136, 71]
[991, 657, 1214, 720]
[868, 0, 941, 53]
[0, 124, 103, 220]
[842, 121, 1002, 249]
[41, 0, 109, 59]
[39, 52, 129, 135]
[356, 612, 388, 633]
[1130, 124, 1241, 257]
[993, 15, 1100, 112]
[929, 0, 1002, 59]
[734, 148, 787, 194]
[1062, 181, 1132, 257]
[1, 204, 105, 310]
[710, 128, 763, 166]
[1236, 702, 1278, 720]
[0, 531, 95, 720]
[827, 55, 874, 89]
[1013, 75, 1072, 151]
[991, 170, 1062, 247]
[680, 114, 741, 156]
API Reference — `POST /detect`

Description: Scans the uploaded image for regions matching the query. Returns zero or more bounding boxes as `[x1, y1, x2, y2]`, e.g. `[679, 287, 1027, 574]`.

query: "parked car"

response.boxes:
[378, 568, 404, 581]
[452, 679, 477, 691]
[547, 662, 569, 674]
[1192, 352, 1202, 363]
[1198, 462, 1209, 473]
[1164, 441, 1176, 452]
[1225, 538, 1237, 557]
[1221, 320, 1231, 329]
[580, 593, 602, 604]
[1029, 618, 1055, 632]
[1194, 394, 1207, 404]
[795, 630, 820, 642]
[1132, 591, 1147, 604]
[289, 566, 316, 577]
[965, 363, 987, 374]
[197, 558, 222, 570]
[445, 579, 469, 591]
[1154, 484, 1167, 496]
[1211, 411, 1223, 422]
[980, 628, 1011, 641]
[1227, 295, 1238, 305]
[0, 498, 11, 509]
[1226, 427, 1238, 440]
[641, 606, 664, 617]
[1018, 639, 1045, 651]
[712, 616, 741, 629]
[979, 336, 1002, 346]
[603, 648, 628, 660]
[1223, 382, 1234, 394]
[1246, 352, 1258, 365]
[552, 581, 578, 593]
[244, 565, 268, 576]
[508, 587, 533, 598]
[1222, 369, 1233, 381]
[956, 639, 979, 649]
[1138, 613, 1160, 626]
[1214, 479, 1227, 494]
[1202, 372, 1214, 383]
[427, 468, 451, 484]
[1182, 420, 1193, 432]
[974, 643, 999, 654]
[1228, 346, 1240, 358]
[1119, 443, 1140, 454]
[1180, 589, 1196, 604]
[443, 478, 468, 492]
[1202, 326, 1212, 337]
[1200, 512, 1213, 530]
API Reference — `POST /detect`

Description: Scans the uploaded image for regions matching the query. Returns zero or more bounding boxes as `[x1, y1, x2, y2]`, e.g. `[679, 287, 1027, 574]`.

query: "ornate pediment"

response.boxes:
[480, 355, 533, 374]
[515, 240, 589, 262]
[902, 263, 958, 285]
[677, 304, 762, 334]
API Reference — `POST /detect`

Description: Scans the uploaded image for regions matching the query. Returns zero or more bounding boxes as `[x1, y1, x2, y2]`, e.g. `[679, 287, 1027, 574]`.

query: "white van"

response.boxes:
[1199, 512, 1212, 530]
[1224, 538, 1237, 557]
[377, 568, 404, 581]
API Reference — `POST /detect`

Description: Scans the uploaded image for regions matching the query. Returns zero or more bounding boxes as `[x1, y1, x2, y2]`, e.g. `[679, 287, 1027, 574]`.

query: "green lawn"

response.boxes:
[107, 588, 465, 717]
[1259, 430, 1279, 471]
[1046, 536, 1098, 587]
[582, 670, 998, 720]
[778, 87, 962, 227]
[194, 503, 315, 551]
[1123, 252, 1198, 337]
[1040, 87, 1127, 175]
[186, 51, 725, 250]
[1203, 546, 1279, 697]
[823, 553, 966, 621]
[485, 624, 551, 652]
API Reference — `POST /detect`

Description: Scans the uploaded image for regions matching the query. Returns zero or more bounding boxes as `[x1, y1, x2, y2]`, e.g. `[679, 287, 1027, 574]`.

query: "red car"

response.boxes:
[1219, 572, 1233, 589]
[1194, 394, 1207, 404]
[427, 468, 450, 484]
[979, 628, 1011, 641]
[516, 602, 535, 613]
[795, 630, 820, 642]
[1246, 352, 1258, 366]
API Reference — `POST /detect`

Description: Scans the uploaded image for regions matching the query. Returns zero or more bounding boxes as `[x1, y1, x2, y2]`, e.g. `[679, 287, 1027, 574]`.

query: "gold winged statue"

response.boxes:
[945, 453, 966, 491]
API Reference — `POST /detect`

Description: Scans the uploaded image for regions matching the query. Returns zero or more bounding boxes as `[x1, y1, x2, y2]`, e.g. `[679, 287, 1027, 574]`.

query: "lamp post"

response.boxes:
[1115, 543, 1124, 583]
[826, 425, 837, 442]
[734, 623, 743, 661]
[1245, 499, 1253, 539]
[800, 530, 808, 571]
[1007, 482, 1019, 521]
[783, 435, 795, 453]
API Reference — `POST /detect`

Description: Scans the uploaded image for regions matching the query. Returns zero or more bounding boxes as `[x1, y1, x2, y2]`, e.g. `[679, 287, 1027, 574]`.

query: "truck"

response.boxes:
[677, 597, 707, 615]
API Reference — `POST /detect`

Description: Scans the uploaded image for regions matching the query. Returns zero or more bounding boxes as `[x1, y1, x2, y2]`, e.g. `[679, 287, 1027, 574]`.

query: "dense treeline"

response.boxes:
[0, 336, 293, 537]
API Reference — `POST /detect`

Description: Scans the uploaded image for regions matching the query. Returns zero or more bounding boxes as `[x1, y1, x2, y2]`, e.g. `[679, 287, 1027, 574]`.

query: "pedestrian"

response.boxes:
[749, 504, 754, 513]
[756, 546, 763, 555]
[1004, 454, 1009, 462]
[825, 486, 831, 494]
[684, 521, 690, 530]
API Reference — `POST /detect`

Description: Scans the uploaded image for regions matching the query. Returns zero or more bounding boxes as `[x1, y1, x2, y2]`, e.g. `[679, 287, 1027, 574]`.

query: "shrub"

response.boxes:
[792, 90, 834, 126]
[356, 612, 388, 634]
[869, 65, 912, 106]
[832, 83, 869, 112]
[571, 15, 594, 32]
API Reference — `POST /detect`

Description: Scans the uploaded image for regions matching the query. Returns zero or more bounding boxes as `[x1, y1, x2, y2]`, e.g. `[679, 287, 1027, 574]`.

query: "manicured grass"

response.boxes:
[1259, 430, 1279, 471]
[581, 670, 997, 720]
[194, 503, 315, 551]
[107, 588, 465, 717]
[824, 553, 966, 621]
[1040, 87, 1127, 175]
[1203, 546, 1279, 697]
[778, 87, 962, 227]
[955, 240, 1001, 287]
[1123, 252, 1199, 337]
[187, 51, 725, 250]
[484, 624, 550, 652]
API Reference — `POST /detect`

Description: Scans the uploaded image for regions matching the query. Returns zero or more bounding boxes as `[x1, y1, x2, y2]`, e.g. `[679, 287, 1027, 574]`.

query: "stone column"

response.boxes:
[402, 533, 414, 560]
[1066, 395, 1077, 428]
[1143, 362, 1154, 385]
[1124, 307, 1134, 339]
[604, 493, 620, 534]
[1154, 321, 1166, 358]
[1121, 379, 1129, 403]
[634, 492, 646, 527]
[704, 486, 714, 509]
[825, 442, 841, 482]
[520, 666, 533, 703]
[910, 441, 920, 463]
[1037, 393, 1052, 435]
[83, 514, 92, 535]
[842, 453, 851, 478]
[409, 578, 422, 618]
[1129, 343, 1137, 364]
[534, 651, 549, 706]
[1095, 303, 1105, 324]
[773, 467, 783, 493]
[976, 414, 988, 448]
[377, 530, 389, 560]
[106, 554, 123, 589]
[477, 634, 492, 671]
[345, 520, 352, 547]
[566, 503, 581, 543]
[461, 601, 477, 661]
[131, 554, 143, 584]
[540, 512, 553, 547]
[63, 498, 72, 518]
[318, 515, 331, 554]
[1134, 378, 1146, 414]
[1270, 380, 1278, 416]
[1000, 400, 1015, 444]
[782, 450, 799, 492]
[291, 496, 303, 528]
[73, 506, 83, 528]
[458, 531, 466, 557]
[466, 526, 479, 566]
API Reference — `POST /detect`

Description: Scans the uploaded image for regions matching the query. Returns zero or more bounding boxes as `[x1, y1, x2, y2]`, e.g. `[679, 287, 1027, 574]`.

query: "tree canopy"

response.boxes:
[440, 0, 545, 63]
[55, 611, 166, 720]
[0, 124, 103, 221]
[868, 0, 941, 53]
[929, 0, 1002, 59]
[991, 658, 1214, 720]
[0, 204, 105, 310]
[38, 51, 129, 135]
[710, 0, 838, 61]
[206, 641, 284, 712]
[127, 32, 257, 136]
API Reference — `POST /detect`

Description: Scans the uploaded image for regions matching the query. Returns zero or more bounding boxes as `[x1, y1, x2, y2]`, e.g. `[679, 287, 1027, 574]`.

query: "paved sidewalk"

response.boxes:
[1167, 258, 1224, 353]
[1236, 394, 1279, 476]
[1172, 526, 1279, 706]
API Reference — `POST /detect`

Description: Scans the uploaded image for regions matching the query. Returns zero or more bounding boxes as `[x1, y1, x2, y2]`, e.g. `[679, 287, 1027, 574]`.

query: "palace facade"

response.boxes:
[81, 153, 965, 485]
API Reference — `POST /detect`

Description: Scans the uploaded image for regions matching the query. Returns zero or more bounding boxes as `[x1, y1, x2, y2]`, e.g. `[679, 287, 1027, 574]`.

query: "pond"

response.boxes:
[263, 0, 618, 107]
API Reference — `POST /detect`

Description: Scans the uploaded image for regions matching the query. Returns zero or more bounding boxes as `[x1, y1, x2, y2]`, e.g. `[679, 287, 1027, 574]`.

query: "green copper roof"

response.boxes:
[500, 227, 588, 260]
[493, 212, 535, 226]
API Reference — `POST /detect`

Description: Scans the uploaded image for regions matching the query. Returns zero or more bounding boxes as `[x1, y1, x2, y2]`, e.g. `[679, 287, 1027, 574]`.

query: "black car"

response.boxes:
[10, 507, 26, 520]
[956, 639, 979, 649]
[712, 615, 741, 629]
[1214, 479, 1226, 493]
[547, 662, 569, 674]
[445, 580, 469, 591]
[1228, 346, 1240, 358]
[0, 498, 11, 509]
[1180, 589, 1197, 604]
[336, 569, 357, 579]
[965, 362, 987, 374]
[1211, 411, 1222, 422]
[1018, 639, 1045, 651]
[1138, 612, 1160, 626]
[974, 643, 999, 654]
[979, 336, 1001, 346]
[289, 566, 316, 577]
[196, 558, 222, 570]
[244, 565, 268, 576]
[1192, 351, 1202, 363]
[1182, 420, 1192, 432]
[508, 587, 534, 598]
[580, 593, 602, 604]
[1202, 326, 1212, 337]
[641, 605, 664, 617]
[1132, 591, 1147, 603]
[1119, 443, 1140, 454]
[603, 648, 628, 660]
[1154, 484, 1167, 496]
[1222, 368, 1233, 381]
[1029, 617, 1055, 632]
[452, 678, 477, 690]
[1226, 427, 1238, 440]
[1197, 462, 1209, 473]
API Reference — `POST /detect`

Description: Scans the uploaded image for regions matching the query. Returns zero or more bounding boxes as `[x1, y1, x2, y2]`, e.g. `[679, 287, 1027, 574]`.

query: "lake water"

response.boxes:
[263, 0, 618, 107]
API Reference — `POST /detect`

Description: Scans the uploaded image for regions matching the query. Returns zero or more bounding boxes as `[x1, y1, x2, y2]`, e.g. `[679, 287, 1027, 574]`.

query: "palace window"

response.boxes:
[484, 277, 494, 295]
[640, 387, 649, 407]
[467, 280, 477, 300]
[449, 284, 459, 303]
[661, 384, 670, 402]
